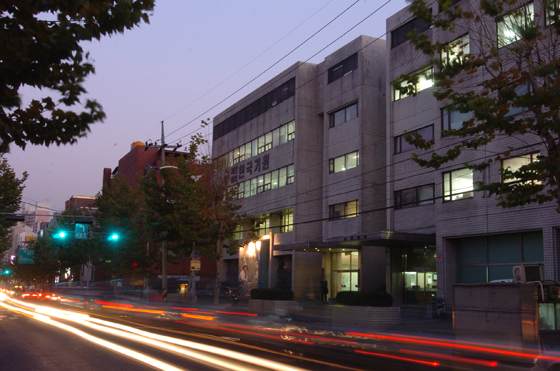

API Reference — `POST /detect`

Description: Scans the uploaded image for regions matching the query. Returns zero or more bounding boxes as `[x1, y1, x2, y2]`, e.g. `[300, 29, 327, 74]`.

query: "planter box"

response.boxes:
[332, 306, 401, 329]
[249, 299, 300, 316]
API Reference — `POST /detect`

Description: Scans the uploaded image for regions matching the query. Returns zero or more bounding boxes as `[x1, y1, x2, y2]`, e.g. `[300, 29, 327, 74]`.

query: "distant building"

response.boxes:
[65, 195, 96, 211]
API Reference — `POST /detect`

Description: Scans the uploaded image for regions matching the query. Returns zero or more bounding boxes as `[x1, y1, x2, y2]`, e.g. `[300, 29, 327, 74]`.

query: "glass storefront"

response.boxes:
[330, 251, 359, 298]
[392, 245, 436, 305]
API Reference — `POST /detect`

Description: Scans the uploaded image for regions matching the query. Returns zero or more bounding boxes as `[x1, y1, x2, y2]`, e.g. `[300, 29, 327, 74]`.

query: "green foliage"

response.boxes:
[400, 0, 560, 212]
[335, 291, 393, 307]
[250, 288, 295, 301]
[0, 1, 154, 152]
[0, 156, 27, 257]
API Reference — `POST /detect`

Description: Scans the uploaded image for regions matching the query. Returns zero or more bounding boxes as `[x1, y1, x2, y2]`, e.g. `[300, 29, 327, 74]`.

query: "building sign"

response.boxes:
[190, 260, 201, 271]
[230, 154, 270, 184]
[19, 249, 34, 264]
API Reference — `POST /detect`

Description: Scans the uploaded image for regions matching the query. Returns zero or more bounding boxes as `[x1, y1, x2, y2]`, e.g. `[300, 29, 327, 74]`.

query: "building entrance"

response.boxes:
[391, 245, 436, 305]
[331, 251, 359, 298]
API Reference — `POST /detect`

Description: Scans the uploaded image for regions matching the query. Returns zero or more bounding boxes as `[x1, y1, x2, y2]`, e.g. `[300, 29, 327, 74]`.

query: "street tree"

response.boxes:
[0, 1, 154, 152]
[399, 0, 560, 211]
[0, 155, 27, 257]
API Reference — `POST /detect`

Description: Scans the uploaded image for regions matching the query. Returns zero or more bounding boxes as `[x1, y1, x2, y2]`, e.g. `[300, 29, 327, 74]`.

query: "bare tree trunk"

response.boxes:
[213, 237, 223, 305]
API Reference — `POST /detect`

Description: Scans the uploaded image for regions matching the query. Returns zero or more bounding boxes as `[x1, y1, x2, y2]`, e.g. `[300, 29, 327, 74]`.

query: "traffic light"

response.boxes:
[54, 231, 67, 239]
[108, 233, 119, 241]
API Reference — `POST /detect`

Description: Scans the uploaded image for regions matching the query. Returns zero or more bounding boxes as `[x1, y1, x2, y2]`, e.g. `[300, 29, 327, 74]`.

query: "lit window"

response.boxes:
[441, 34, 469, 65]
[546, 0, 560, 25]
[329, 200, 359, 221]
[443, 168, 473, 201]
[502, 83, 531, 117]
[393, 67, 433, 101]
[330, 103, 358, 128]
[329, 151, 359, 174]
[233, 225, 243, 240]
[281, 209, 293, 233]
[502, 152, 540, 184]
[497, 2, 534, 48]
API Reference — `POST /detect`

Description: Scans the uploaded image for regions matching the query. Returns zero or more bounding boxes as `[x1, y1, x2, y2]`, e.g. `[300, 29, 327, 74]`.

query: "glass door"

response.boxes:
[331, 251, 359, 297]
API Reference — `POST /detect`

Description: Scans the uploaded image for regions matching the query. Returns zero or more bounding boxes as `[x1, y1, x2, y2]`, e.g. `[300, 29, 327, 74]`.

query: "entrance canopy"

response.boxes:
[273, 231, 436, 252]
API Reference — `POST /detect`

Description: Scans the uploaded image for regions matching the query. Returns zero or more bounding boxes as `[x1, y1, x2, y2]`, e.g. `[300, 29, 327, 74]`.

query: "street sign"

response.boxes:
[75, 223, 88, 240]
[19, 249, 34, 264]
[191, 250, 201, 260]
[190, 260, 201, 271]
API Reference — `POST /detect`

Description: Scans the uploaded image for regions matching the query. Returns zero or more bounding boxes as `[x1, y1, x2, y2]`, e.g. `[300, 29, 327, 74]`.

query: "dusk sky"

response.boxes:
[6, 0, 409, 213]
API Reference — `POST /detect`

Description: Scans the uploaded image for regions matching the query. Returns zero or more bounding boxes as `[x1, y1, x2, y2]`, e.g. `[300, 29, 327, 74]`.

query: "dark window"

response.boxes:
[442, 106, 472, 133]
[439, 0, 463, 12]
[328, 53, 358, 84]
[395, 184, 434, 209]
[391, 17, 431, 48]
[330, 103, 358, 128]
[214, 77, 296, 140]
[394, 125, 433, 154]
[329, 200, 359, 221]
[503, 83, 531, 117]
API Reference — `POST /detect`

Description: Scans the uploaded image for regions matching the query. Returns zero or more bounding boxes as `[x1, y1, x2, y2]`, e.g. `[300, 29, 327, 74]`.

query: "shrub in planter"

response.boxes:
[336, 291, 393, 307]
[250, 288, 294, 301]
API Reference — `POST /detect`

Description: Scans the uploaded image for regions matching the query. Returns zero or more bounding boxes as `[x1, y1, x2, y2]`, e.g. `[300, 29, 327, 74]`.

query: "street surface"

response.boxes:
[0, 293, 540, 371]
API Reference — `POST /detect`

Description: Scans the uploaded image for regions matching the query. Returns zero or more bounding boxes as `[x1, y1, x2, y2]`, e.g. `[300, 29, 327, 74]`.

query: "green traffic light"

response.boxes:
[55, 231, 66, 238]
[4, 270, 9, 274]
[109, 233, 119, 241]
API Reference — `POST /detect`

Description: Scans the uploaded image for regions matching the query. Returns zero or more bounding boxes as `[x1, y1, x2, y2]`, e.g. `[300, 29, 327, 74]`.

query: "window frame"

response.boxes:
[441, 106, 472, 134]
[329, 151, 360, 174]
[501, 152, 540, 184]
[442, 168, 474, 202]
[329, 200, 359, 221]
[441, 34, 470, 66]
[280, 208, 294, 233]
[329, 102, 358, 128]
[394, 125, 434, 154]
[328, 53, 358, 84]
[391, 17, 431, 48]
[395, 184, 435, 209]
[393, 67, 434, 101]
[497, 2, 535, 48]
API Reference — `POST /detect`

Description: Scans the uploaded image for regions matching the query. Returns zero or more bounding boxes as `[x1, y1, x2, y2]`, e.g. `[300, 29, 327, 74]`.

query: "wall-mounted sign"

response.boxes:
[230, 154, 270, 184]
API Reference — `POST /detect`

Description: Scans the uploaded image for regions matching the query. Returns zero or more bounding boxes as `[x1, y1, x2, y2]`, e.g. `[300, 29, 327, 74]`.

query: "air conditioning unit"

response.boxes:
[513, 264, 543, 282]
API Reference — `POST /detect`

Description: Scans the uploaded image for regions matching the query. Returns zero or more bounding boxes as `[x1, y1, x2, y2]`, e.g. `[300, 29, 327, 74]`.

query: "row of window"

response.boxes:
[231, 164, 294, 199]
[329, 200, 359, 221]
[395, 152, 539, 207]
[233, 208, 294, 240]
[213, 78, 296, 141]
[329, 151, 359, 174]
[215, 121, 295, 170]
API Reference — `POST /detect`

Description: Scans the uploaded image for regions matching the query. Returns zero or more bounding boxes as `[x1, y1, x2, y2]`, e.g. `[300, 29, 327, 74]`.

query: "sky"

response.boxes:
[6, 0, 409, 214]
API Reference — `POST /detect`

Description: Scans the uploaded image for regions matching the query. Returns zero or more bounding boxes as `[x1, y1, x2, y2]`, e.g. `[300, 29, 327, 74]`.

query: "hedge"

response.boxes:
[335, 291, 393, 307]
[250, 288, 294, 300]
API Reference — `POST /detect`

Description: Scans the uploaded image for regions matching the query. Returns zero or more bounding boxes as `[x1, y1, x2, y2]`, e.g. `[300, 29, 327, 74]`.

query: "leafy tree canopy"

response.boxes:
[0, 155, 27, 256]
[399, 0, 560, 211]
[0, 1, 154, 152]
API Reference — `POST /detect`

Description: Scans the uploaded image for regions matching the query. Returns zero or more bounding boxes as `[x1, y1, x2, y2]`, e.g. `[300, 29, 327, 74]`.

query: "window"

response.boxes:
[546, 0, 560, 25]
[233, 225, 243, 240]
[255, 215, 270, 238]
[393, 67, 433, 101]
[439, 0, 463, 12]
[329, 200, 359, 221]
[442, 106, 472, 133]
[503, 83, 530, 117]
[256, 173, 272, 193]
[287, 121, 295, 141]
[281, 208, 293, 233]
[329, 151, 359, 174]
[391, 17, 431, 48]
[257, 133, 272, 154]
[231, 164, 294, 199]
[502, 152, 539, 183]
[443, 168, 474, 201]
[395, 184, 435, 208]
[441, 34, 469, 65]
[328, 53, 358, 83]
[497, 2, 534, 48]
[330, 103, 358, 128]
[395, 125, 433, 154]
[286, 164, 294, 184]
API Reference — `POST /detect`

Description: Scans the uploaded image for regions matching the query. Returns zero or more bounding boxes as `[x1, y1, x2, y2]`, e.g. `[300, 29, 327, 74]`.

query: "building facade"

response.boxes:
[386, 0, 558, 306]
[212, 36, 396, 300]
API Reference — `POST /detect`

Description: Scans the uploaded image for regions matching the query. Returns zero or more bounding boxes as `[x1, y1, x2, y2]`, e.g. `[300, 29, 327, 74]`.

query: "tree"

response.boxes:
[0, 1, 154, 152]
[399, 0, 560, 211]
[0, 155, 27, 257]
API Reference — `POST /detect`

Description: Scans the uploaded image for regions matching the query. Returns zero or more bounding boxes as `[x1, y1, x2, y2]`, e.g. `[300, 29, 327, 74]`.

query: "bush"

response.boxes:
[250, 288, 294, 301]
[335, 291, 393, 307]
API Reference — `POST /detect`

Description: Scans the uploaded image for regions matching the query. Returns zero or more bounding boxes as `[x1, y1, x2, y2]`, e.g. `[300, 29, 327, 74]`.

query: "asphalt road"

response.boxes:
[0, 296, 534, 371]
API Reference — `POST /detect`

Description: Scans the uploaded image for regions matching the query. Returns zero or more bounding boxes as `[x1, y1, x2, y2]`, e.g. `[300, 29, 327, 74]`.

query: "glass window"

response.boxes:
[281, 208, 293, 233]
[279, 125, 287, 145]
[238, 182, 245, 199]
[330, 151, 359, 174]
[333, 156, 345, 173]
[287, 121, 295, 141]
[257, 175, 265, 193]
[287, 165, 294, 184]
[329, 200, 359, 220]
[257, 135, 266, 154]
[250, 178, 257, 197]
[502, 152, 539, 183]
[497, 2, 534, 48]
[393, 67, 433, 101]
[264, 172, 271, 192]
[417, 184, 434, 205]
[394, 125, 433, 154]
[504, 83, 530, 117]
[233, 225, 243, 240]
[347, 151, 359, 169]
[271, 170, 279, 189]
[442, 106, 472, 132]
[395, 184, 434, 208]
[265, 132, 273, 150]
[330, 103, 358, 128]
[279, 167, 287, 187]
[443, 168, 474, 201]
[245, 142, 252, 160]
[328, 53, 358, 83]
[251, 139, 257, 158]
[441, 34, 470, 65]
[273, 128, 280, 147]
[546, 0, 560, 25]
[391, 17, 431, 48]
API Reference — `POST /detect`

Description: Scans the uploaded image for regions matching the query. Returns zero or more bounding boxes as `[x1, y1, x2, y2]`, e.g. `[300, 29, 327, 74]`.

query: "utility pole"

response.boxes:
[145, 121, 181, 302]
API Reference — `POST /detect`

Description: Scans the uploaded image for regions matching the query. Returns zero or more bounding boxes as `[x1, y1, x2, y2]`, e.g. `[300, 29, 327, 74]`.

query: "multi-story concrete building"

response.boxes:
[212, 36, 393, 300]
[386, 1, 556, 306]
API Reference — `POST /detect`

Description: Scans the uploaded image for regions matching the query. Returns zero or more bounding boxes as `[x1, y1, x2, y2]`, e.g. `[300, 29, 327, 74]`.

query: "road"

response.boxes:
[0, 293, 536, 371]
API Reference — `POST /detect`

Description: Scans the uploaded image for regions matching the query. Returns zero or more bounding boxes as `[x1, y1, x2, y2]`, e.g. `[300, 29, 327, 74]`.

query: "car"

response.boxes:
[204, 282, 238, 302]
